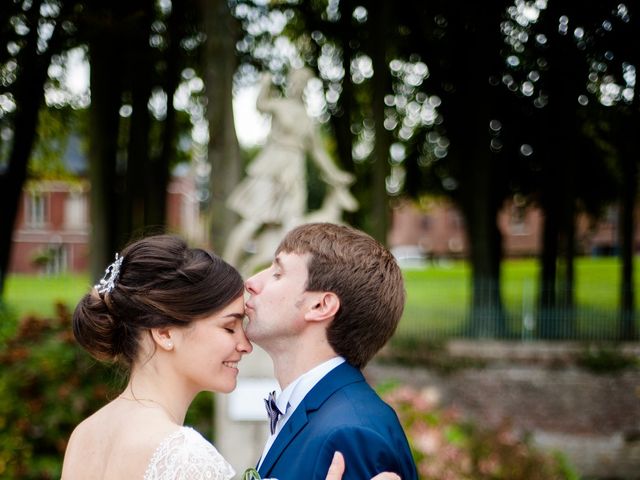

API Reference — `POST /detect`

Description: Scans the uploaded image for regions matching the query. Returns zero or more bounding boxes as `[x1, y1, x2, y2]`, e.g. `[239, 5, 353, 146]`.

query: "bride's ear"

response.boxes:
[150, 328, 175, 351]
[304, 292, 340, 323]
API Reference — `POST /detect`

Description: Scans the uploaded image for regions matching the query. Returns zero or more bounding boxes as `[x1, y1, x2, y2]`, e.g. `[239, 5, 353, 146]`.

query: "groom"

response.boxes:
[244, 222, 417, 480]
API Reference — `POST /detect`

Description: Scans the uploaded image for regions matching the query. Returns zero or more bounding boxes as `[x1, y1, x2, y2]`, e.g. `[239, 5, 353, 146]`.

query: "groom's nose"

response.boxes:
[245, 273, 261, 295]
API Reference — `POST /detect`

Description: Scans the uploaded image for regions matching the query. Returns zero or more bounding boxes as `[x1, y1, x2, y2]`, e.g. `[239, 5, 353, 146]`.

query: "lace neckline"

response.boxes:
[143, 426, 235, 480]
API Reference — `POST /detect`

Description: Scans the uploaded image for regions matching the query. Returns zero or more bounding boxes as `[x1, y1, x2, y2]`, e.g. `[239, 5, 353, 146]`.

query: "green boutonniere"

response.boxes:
[242, 467, 261, 480]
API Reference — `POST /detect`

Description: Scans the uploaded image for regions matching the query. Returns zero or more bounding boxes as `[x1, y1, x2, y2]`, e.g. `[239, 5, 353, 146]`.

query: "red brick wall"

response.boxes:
[389, 198, 640, 258]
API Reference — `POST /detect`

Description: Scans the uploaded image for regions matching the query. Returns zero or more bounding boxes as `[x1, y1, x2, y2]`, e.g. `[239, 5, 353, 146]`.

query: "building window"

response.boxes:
[65, 191, 88, 229]
[509, 205, 528, 235]
[25, 192, 49, 228]
[46, 243, 68, 275]
[31, 241, 68, 275]
[448, 210, 464, 230]
[420, 215, 431, 231]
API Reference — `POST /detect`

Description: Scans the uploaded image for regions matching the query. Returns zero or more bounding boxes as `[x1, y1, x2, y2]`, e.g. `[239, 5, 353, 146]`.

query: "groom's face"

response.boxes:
[244, 252, 313, 346]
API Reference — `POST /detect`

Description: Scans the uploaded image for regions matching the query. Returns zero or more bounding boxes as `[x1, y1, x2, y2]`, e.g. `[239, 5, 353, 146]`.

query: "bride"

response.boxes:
[61, 235, 398, 480]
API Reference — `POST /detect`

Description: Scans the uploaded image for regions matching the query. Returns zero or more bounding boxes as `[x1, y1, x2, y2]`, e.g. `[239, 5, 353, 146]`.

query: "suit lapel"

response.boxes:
[258, 363, 364, 477]
[258, 402, 309, 474]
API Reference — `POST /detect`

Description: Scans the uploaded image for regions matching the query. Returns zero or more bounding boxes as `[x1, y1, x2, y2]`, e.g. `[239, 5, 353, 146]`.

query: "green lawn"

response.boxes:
[399, 256, 640, 340]
[4, 273, 90, 318]
[3, 257, 639, 340]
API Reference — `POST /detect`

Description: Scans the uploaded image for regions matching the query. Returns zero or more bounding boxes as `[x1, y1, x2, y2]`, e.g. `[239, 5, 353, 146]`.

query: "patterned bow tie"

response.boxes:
[264, 390, 283, 435]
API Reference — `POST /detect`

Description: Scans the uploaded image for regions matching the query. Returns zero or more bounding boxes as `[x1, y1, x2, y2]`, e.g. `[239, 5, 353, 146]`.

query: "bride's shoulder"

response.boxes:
[64, 403, 108, 449]
[144, 427, 236, 480]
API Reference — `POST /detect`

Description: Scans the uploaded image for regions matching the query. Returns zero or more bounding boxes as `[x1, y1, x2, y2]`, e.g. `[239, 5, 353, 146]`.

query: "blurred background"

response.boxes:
[0, 0, 639, 478]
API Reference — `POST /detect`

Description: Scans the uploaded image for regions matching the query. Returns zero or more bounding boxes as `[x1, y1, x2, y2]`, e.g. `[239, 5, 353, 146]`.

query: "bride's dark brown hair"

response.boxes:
[72, 234, 244, 368]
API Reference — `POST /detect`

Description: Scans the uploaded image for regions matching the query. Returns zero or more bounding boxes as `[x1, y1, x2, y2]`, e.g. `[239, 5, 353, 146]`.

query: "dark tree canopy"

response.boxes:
[1, 0, 637, 339]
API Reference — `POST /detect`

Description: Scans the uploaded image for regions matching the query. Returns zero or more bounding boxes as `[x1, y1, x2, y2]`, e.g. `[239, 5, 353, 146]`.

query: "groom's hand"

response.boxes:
[325, 452, 400, 480]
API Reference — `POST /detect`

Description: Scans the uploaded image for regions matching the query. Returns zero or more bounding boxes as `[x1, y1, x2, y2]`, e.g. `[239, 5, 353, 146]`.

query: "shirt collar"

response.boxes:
[276, 356, 345, 415]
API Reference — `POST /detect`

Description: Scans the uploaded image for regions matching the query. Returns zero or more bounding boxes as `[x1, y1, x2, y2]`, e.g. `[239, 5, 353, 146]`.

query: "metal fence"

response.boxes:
[395, 277, 639, 342]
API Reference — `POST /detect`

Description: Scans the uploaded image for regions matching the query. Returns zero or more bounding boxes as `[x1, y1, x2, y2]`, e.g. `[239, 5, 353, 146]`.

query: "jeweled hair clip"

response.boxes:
[95, 253, 124, 295]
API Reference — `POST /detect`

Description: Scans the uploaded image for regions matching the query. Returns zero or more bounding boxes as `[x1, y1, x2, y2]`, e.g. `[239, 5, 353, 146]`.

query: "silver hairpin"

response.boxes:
[95, 253, 124, 295]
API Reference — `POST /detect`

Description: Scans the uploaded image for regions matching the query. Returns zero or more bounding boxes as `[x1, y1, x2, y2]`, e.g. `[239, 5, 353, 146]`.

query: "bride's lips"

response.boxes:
[223, 360, 240, 370]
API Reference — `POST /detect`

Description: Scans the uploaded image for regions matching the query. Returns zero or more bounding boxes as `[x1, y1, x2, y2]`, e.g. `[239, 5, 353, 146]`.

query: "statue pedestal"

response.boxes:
[214, 345, 277, 477]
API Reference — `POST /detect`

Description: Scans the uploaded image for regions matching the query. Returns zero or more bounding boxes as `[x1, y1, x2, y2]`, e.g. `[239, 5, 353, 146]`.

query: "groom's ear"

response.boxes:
[304, 292, 340, 322]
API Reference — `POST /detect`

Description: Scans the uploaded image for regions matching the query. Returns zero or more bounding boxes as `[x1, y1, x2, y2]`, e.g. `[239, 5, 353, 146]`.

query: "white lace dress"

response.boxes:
[144, 427, 236, 480]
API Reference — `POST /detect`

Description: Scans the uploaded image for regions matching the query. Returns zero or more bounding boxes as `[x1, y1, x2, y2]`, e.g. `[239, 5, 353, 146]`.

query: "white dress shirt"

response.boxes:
[257, 356, 346, 469]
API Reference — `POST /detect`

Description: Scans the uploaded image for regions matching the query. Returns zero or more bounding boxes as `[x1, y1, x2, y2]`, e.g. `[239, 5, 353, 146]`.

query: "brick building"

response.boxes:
[9, 170, 204, 275]
[388, 197, 637, 262]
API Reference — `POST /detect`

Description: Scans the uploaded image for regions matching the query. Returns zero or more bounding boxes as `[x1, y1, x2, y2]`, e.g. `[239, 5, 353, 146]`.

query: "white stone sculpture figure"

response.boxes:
[225, 68, 357, 272]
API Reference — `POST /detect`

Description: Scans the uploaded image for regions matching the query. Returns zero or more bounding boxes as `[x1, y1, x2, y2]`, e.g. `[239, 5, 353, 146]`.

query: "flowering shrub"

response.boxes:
[382, 385, 578, 480]
[0, 304, 213, 479]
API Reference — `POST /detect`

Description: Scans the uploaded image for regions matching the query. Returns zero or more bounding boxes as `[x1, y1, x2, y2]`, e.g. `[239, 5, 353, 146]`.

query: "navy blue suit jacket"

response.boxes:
[258, 362, 417, 480]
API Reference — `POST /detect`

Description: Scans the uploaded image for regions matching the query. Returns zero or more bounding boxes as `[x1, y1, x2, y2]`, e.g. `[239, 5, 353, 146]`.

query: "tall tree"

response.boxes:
[602, 3, 638, 339]
[123, 1, 155, 237]
[524, 1, 626, 337]
[366, 1, 393, 243]
[79, 1, 199, 278]
[390, 0, 511, 335]
[202, 0, 243, 254]
[0, 0, 76, 295]
[80, 2, 131, 278]
[533, 2, 585, 338]
[440, 2, 511, 336]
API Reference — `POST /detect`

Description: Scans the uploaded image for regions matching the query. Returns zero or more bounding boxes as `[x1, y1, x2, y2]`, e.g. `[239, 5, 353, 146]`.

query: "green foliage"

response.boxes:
[30, 248, 56, 268]
[382, 385, 579, 480]
[0, 304, 120, 479]
[577, 343, 639, 373]
[384, 337, 484, 374]
[0, 304, 215, 479]
[28, 107, 80, 181]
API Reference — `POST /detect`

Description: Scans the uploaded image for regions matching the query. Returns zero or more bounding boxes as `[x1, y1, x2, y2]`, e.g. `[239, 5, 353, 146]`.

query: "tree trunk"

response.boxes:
[145, 1, 186, 229]
[444, 2, 508, 337]
[333, 0, 355, 175]
[0, 0, 58, 296]
[368, 1, 392, 244]
[535, 2, 584, 338]
[618, 105, 638, 340]
[203, 0, 242, 254]
[329, 0, 357, 226]
[538, 191, 559, 336]
[87, 36, 123, 280]
[125, 3, 154, 237]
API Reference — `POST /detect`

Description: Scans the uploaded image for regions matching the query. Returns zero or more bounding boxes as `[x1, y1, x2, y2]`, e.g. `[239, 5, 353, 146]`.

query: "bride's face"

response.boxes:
[170, 296, 253, 394]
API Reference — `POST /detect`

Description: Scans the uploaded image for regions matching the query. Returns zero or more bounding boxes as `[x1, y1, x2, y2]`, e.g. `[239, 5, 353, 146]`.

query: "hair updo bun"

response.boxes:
[72, 234, 244, 368]
[72, 290, 124, 362]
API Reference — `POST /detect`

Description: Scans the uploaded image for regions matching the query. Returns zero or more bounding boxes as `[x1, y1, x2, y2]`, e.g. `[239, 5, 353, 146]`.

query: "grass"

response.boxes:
[398, 256, 640, 340]
[4, 273, 90, 319]
[3, 257, 639, 340]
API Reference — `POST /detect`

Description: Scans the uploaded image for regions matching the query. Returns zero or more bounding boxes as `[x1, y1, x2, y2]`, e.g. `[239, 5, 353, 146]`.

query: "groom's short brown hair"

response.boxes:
[276, 222, 405, 368]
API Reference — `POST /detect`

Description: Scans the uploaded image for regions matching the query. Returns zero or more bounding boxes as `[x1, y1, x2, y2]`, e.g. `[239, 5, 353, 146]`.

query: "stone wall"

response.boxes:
[366, 341, 640, 479]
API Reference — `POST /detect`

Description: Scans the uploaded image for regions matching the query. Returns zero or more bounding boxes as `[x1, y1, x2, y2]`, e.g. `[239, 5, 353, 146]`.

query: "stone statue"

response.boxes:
[224, 68, 357, 272]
